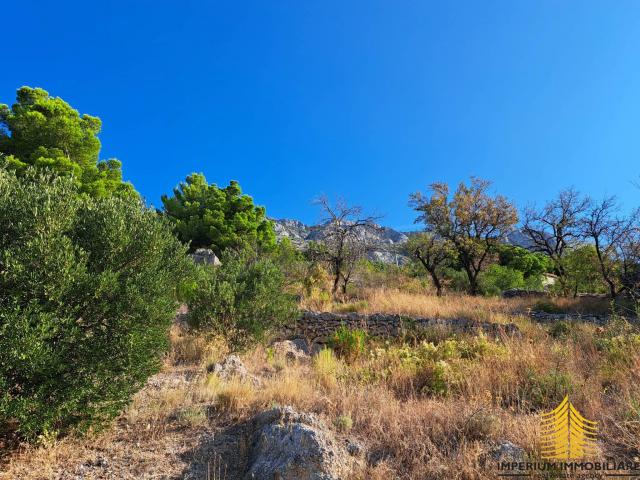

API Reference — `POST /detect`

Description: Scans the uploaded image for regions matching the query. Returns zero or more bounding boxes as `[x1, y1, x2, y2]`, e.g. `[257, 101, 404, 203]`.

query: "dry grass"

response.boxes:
[3, 290, 639, 479]
[301, 287, 614, 323]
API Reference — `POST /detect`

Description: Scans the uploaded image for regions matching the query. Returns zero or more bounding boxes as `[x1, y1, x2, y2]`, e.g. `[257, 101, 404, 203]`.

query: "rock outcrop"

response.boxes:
[187, 406, 358, 479]
[271, 339, 311, 361]
[190, 248, 221, 266]
[488, 440, 526, 463]
[246, 407, 354, 480]
[272, 218, 408, 265]
[209, 355, 261, 385]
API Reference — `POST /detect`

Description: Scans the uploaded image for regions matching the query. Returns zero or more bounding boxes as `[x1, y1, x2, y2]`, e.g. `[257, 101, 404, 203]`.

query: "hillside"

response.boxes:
[273, 218, 536, 264]
[272, 218, 409, 264]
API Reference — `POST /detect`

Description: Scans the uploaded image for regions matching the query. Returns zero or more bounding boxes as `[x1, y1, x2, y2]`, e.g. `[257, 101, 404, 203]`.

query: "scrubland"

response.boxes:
[2, 288, 640, 479]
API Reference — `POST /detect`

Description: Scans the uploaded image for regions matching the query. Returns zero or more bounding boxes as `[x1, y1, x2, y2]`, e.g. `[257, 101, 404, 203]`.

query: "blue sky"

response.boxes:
[3, 1, 640, 230]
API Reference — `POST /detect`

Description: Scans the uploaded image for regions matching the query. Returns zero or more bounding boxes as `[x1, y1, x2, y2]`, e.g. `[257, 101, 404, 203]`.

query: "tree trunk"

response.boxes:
[429, 270, 443, 297]
[469, 278, 479, 296]
[462, 264, 479, 295]
[332, 270, 341, 296]
[415, 253, 444, 297]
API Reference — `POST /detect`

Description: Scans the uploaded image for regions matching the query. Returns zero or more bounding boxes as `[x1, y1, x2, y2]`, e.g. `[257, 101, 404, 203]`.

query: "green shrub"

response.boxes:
[187, 248, 298, 346]
[524, 369, 575, 409]
[478, 264, 525, 296]
[597, 333, 640, 369]
[424, 360, 451, 396]
[443, 268, 470, 292]
[333, 413, 353, 432]
[329, 326, 368, 363]
[0, 168, 190, 441]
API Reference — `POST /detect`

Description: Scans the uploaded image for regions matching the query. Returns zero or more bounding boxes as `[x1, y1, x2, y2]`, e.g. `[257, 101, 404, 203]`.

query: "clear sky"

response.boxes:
[3, 1, 640, 230]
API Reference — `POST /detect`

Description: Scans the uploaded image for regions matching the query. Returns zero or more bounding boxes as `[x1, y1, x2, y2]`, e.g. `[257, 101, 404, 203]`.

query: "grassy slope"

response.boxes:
[2, 289, 639, 479]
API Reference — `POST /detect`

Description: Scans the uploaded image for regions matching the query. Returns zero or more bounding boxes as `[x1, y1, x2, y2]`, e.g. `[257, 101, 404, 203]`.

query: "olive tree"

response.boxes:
[405, 232, 454, 296]
[0, 167, 190, 440]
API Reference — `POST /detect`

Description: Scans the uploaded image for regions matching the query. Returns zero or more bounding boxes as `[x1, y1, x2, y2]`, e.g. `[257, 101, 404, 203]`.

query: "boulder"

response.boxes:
[489, 441, 526, 463]
[188, 406, 358, 479]
[244, 407, 355, 480]
[271, 339, 311, 361]
[210, 355, 247, 378]
[190, 248, 221, 266]
[210, 355, 261, 386]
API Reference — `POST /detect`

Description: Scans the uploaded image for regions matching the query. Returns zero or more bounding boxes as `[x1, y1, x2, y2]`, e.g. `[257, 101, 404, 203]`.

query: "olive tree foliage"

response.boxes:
[161, 173, 276, 256]
[308, 196, 379, 297]
[405, 233, 455, 296]
[522, 188, 589, 293]
[186, 247, 298, 347]
[0, 167, 190, 441]
[581, 197, 640, 299]
[410, 178, 518, 295]
[0, 86, 135, 198]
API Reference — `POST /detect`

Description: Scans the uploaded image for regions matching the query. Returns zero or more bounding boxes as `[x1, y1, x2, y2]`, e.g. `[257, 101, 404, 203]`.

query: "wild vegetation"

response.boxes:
[2, 86, 640, 479]
[0, 167, 190, 442]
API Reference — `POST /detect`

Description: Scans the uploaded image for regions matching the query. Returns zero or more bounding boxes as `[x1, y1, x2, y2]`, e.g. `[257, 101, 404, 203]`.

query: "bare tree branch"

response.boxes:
[522, 187, 589, 293]
[311, 195, 382, 298]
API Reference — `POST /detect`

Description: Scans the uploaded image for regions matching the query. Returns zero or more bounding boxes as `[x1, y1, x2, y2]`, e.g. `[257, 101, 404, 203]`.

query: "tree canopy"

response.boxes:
[0, 87, 136, 198]
[497, 244, 553, 279]
[410, 177, 518, 295]
[161, 173, 276, 255]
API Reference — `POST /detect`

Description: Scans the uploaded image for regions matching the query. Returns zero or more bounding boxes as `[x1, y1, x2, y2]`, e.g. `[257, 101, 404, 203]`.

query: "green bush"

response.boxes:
[497, 245, 553, 279]
[478, 264, 525, 296]
[329, 325, 368, 363]
[525, 369, 575, 409]
[0, 168, 190, 441]
[187, 248, 298, 346]
[443, 268, 470, 292]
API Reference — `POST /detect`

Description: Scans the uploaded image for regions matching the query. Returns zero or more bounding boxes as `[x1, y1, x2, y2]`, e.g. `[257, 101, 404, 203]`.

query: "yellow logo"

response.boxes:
[540, 396, 597, 459]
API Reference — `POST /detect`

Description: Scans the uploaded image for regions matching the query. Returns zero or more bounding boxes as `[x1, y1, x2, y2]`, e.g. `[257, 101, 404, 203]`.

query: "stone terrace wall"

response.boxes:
[281, 311, 520, 345]
[528, 311, 609, 325]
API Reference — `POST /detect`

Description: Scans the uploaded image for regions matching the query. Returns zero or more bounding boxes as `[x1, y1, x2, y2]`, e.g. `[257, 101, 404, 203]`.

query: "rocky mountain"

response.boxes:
[272, 218, 409, 265]
[273, 218, 539, 265]
[504, 229, 539, 250]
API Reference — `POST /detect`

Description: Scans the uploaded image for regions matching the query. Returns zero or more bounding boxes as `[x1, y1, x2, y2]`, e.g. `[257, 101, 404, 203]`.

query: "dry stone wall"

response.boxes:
[281, 311, 520, 344]
[528, 311, 609, 325]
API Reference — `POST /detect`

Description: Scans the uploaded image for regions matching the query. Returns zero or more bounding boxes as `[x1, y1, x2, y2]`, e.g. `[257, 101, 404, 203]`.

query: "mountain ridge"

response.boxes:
[272, 218, 537, 264]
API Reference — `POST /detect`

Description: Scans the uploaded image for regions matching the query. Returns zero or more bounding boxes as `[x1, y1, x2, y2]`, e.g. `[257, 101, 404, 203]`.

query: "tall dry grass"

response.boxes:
[302, 287, 614, 322]
[3, 290, 638, 479]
